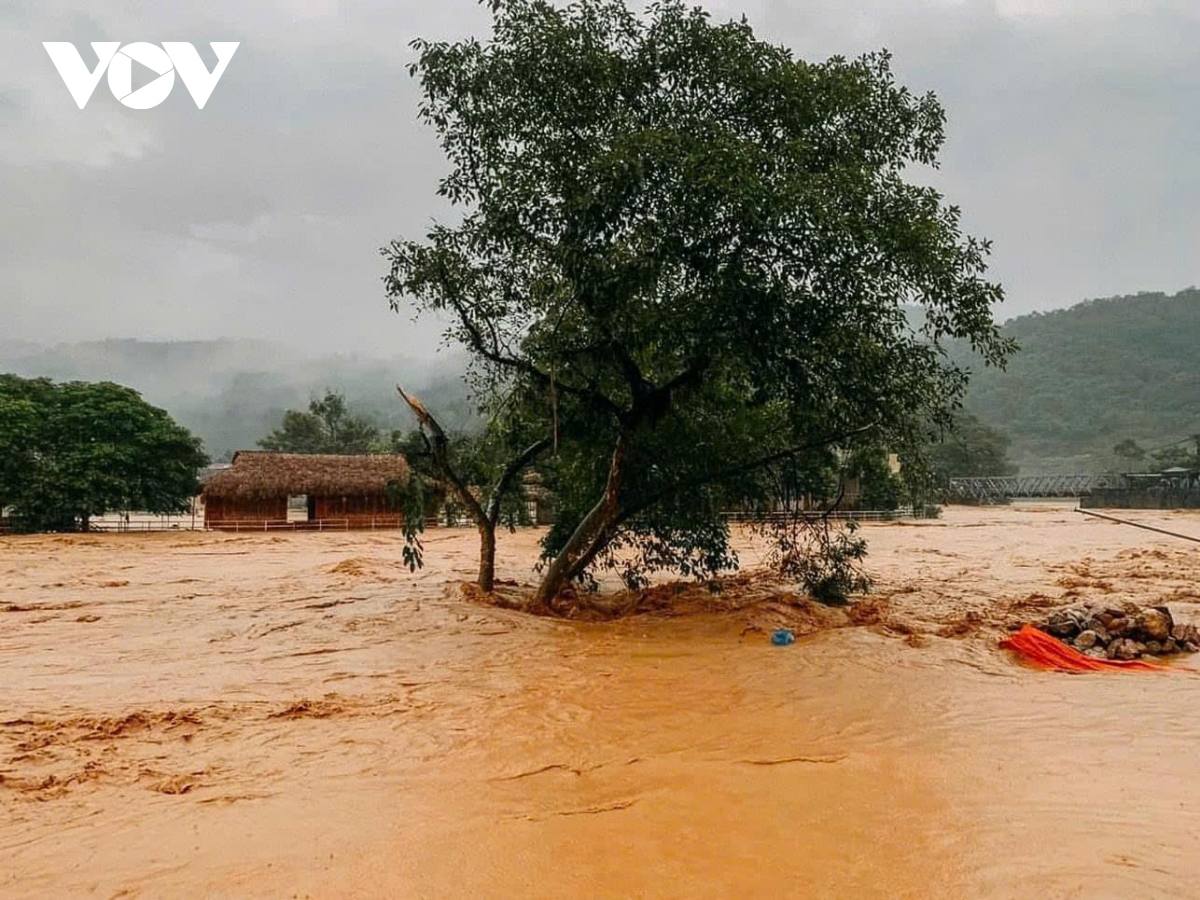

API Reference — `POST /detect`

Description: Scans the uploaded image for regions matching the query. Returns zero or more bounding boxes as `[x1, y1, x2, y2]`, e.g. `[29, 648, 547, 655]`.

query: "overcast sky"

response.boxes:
[1, 0, 1197, 357]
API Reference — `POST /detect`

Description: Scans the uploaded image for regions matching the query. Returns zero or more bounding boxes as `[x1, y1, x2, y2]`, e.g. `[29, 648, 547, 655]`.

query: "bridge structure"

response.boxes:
[945, 474, 1121, 504]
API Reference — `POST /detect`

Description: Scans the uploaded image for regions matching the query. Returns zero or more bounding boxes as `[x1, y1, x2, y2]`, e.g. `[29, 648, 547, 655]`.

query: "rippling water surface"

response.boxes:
[3, 507, 1200, 897]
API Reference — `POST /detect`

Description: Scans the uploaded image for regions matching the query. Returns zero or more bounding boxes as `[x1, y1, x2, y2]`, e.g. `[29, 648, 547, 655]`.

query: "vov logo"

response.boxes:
[43, 42, 240, 110]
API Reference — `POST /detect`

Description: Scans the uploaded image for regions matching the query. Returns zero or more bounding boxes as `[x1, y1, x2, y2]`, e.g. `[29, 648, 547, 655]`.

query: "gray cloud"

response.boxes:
[0, 0, 1196, 356]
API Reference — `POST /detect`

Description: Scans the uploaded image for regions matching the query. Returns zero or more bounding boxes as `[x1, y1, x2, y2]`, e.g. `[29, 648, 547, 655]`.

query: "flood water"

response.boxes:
[367, 623, 1200, 899]
[2, 506, 1199, 897]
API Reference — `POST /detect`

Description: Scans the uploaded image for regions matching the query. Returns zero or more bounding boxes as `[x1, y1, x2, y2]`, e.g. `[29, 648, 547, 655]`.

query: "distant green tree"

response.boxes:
[926, 412, 1018, 480]
[258, 390, 381, 454]
[844, 447, 904, 510]
[1150, 434, 1200, 470]
[0, 375, 209, 532]
[0, 375, 43, 516]
[1112, 438, 1148, 470]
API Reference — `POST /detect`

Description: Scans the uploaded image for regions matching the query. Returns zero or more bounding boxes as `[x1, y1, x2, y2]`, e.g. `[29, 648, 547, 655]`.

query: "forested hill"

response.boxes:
[957, 288, 1200, 473]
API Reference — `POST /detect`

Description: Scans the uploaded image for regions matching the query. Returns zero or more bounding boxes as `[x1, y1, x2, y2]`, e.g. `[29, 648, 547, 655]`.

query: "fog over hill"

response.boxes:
[0, 339, 475, 461]
[5, 287, 1197, 473]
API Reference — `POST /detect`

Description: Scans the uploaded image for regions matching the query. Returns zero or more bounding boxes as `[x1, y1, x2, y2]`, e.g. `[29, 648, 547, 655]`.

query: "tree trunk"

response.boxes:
[478, 520, 497, 593]
[397, 385, 551, 596]
[563, 519, 617, 585]
[533, 433, 629, 609]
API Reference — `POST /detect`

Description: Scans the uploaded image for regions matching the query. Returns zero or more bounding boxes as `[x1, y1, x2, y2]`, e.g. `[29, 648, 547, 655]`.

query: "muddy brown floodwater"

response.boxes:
[3, 503, 1200, 898]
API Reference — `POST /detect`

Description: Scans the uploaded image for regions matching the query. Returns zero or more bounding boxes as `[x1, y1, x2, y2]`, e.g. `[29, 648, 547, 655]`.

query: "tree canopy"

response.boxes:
[926, 411, 1017, 480]
[0, 375, 209, 532]
[385, 0, 1012, 607]
[258, 390, 382, 454]
[1147, 435, 1200, 471]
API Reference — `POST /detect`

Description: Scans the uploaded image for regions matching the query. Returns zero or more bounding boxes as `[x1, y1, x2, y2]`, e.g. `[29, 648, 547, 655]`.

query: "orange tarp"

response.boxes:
[1000, 625, 1170, 674]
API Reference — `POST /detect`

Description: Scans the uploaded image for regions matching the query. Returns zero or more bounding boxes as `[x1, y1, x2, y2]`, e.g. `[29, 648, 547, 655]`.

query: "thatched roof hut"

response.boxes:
[203, 452, 410, 501]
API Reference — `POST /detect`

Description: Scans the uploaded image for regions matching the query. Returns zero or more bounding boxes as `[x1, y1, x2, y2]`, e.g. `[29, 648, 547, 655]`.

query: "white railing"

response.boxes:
[16, 515, 429, 535]
[206, 517, 408, 533]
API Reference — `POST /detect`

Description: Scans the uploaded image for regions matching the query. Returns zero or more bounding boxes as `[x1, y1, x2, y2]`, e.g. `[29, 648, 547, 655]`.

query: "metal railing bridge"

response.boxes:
[945, 474, 1120, 503]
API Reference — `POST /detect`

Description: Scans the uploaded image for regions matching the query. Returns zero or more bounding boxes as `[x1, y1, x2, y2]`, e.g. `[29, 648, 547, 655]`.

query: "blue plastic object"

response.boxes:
[771, 629, 796, 646]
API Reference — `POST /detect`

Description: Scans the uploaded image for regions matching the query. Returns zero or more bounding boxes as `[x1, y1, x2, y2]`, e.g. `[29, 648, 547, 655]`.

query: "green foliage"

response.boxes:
[1112, 438, 1146, 461]
[393, 428, 486, 506]
[843, 447, 904, 510]
[258, 390, 381, 454]
[0, 375, 209, 532]
[1149, 435, 1200, 470]
[385, 475, 428, 572]
[954, 289, 1200, 473]
[755, 516, 872, 605]
[925, 411, 1017, 480]
[0, 387, 39, 513]
[0, 339, 480, 462]
[386, 0, 1011, 600]
[593, 517, 739, 592]
[394, 395, 548, 531]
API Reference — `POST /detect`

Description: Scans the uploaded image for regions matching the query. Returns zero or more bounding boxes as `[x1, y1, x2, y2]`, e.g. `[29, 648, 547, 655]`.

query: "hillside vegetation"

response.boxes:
[957, 288, 1200, 473]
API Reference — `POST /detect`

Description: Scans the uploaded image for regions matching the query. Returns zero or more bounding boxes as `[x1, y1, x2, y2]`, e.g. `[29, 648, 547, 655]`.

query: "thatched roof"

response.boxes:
[203, 452, 410, 500]
[198, 463, 231, 484]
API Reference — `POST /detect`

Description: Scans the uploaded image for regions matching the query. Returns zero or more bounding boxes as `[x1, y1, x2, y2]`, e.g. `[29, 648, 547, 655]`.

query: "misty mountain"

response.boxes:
[5, 287, 1197, 473]
[0, 339, 476, 461]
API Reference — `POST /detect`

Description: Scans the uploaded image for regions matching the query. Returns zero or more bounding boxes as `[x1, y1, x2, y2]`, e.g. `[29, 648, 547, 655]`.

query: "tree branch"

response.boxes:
[618, 421, 879, 528]
[397, 384, 487, 526]
[485, 436, 553, 527]
[449, 300, 624, 420]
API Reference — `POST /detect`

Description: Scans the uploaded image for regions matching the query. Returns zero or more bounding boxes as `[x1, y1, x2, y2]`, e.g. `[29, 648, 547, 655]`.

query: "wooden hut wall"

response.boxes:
[314, 493, 403, 527]
[204, 496, 288, 528]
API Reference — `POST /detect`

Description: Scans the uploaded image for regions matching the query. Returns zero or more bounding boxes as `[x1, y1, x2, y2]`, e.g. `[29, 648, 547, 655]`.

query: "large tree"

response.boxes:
[0, 377, 40, 515]
[926, 412, 1018, 480]
[385, 0, 1013, 609]
[258, 390, 381, 454]
[0, 375, 209, 532]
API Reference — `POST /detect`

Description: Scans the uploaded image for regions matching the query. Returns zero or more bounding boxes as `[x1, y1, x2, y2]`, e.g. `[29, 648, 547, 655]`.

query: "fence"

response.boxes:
[6, 514, 442, 535]
[89, 522, 196, 533]
[10, 508, 943, 535]
[204, 517, 414, 533]
[1081, 488, 1200, 510]
[724, 506, 939, 524]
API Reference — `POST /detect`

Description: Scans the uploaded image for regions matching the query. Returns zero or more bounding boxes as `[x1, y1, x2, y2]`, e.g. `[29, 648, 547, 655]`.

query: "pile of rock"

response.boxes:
[1038, 602, 1200, 661]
